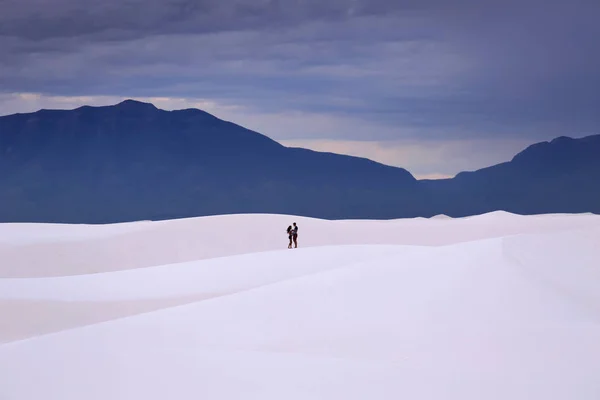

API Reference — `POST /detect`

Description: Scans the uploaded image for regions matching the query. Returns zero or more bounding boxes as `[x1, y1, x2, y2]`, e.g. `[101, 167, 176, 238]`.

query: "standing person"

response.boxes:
[286, 225, 293, 249]
[292, 222, 299, 248]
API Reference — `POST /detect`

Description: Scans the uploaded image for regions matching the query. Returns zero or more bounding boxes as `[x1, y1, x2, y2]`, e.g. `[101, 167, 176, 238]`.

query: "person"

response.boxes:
[286, 225, 293, 249]
[292, 222, 298, 248]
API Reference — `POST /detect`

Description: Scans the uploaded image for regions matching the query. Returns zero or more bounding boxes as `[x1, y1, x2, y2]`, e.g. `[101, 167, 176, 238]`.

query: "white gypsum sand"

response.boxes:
[1, 211, 598, 278]
[0, 212, 599, 399]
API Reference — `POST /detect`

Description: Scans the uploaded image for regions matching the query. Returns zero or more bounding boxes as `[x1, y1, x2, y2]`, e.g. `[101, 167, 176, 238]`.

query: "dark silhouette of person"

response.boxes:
[286, 225, 293, 249]
[292, 222, 298, 248]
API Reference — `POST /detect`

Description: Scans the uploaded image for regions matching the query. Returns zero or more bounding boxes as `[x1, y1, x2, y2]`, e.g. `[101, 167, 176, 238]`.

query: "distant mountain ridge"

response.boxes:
[0, 100, 598, 223]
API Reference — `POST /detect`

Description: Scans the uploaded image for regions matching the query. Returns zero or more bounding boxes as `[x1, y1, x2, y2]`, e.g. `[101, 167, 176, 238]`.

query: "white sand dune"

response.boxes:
[0, 245, 411, 342]
[0, 245, 410, 302]
[1, 211, 598, 278]
[0, 212, 599, 399]
[0, 295, 211, 344]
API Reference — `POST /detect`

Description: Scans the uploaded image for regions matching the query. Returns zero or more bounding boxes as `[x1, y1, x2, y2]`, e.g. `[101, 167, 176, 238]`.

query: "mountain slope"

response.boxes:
[423, 135, 600, 216]
[0, 100, 418, 222]
[1, 100, 598, 222]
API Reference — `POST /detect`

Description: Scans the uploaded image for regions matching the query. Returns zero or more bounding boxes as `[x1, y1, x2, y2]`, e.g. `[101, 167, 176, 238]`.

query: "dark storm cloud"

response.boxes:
[0, 0, 551, 42]
[0, 0, 411, 40]
[0, 0, 599, 141]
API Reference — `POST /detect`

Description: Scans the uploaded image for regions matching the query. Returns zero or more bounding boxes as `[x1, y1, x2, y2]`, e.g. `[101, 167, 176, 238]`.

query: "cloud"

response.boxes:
[0, 0, 484, 41]
[0, 0, 421, 41]
[0, 0, 599, 175]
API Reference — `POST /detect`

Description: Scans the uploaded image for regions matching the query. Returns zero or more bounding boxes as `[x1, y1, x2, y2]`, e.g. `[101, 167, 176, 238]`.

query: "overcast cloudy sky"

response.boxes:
[1, 0, 598, 178]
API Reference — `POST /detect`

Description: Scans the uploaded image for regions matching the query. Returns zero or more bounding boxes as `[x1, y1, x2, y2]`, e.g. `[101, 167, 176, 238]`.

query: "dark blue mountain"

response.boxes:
[0, 100, 420, 222]
[0, 100, 598, 223]
[421, 135, 600, 216]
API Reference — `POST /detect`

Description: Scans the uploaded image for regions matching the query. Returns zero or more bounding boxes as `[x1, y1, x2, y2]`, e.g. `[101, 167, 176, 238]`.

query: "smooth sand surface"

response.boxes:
[1, 213, 599, 346]
[0, 294, 217, 344]
[1, 211, 599, 278]
[0, 217, 599, 399]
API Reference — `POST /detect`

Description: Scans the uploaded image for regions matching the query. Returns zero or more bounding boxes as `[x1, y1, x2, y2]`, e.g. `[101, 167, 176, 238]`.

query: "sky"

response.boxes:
[1, 0, 599, 178]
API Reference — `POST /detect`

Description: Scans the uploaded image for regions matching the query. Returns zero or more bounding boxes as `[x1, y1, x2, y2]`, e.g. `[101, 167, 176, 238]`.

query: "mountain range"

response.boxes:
[0, 99, 598, 223]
